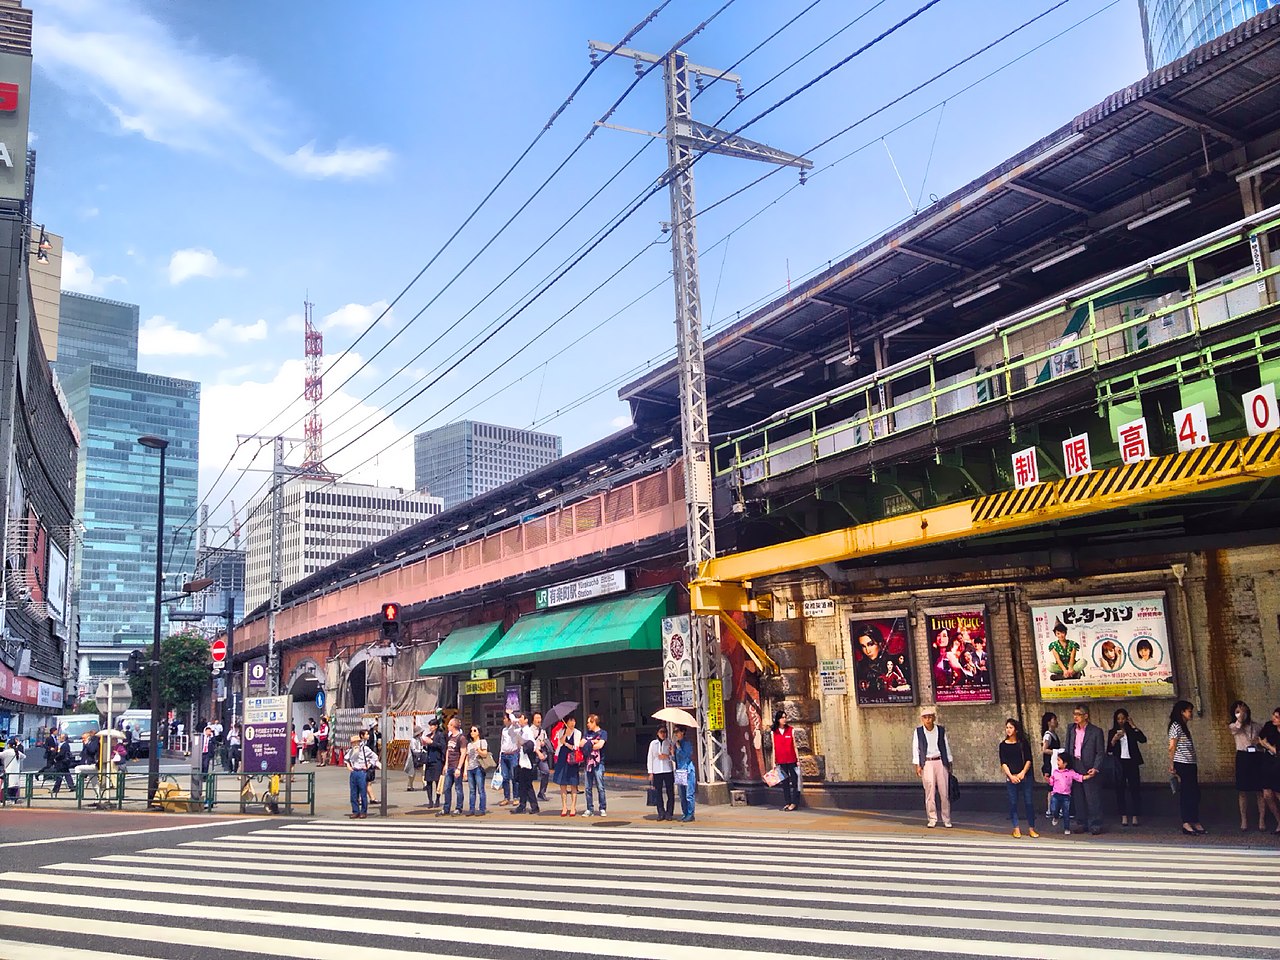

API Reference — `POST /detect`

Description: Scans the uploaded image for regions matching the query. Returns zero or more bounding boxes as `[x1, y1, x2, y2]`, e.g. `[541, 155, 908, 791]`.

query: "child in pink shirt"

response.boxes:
[1048, 751, 1094, 834]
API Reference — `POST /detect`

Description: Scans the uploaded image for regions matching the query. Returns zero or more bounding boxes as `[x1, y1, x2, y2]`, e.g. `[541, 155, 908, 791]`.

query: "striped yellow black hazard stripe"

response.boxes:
[971, 432, 1280, 524]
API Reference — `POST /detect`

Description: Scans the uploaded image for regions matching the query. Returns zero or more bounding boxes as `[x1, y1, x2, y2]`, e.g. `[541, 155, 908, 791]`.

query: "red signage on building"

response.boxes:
[210, 638, 227, 664]
[0, 83, 18, 112]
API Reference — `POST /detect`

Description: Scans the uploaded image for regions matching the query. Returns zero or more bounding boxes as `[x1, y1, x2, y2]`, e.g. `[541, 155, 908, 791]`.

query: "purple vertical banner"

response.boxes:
[243, 722, 288, 774]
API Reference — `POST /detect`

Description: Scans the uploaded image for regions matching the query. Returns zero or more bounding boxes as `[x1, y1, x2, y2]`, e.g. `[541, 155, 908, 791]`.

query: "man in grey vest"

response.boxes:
[911, 705, 953, 828]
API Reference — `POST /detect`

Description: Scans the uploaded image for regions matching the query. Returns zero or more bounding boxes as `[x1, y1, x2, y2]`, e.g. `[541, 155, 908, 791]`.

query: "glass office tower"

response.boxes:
[414, 420, 561, 510]
[61, 366, 200, 675]
[1138, 0, 1280, 68]
[53, 291, 140, 380]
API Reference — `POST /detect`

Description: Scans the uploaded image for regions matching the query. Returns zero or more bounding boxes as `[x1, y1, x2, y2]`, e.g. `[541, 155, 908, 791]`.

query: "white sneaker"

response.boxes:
[927, 819, 937, 828]
[598, 809, 606, 818]
[583, 810, 593, 817]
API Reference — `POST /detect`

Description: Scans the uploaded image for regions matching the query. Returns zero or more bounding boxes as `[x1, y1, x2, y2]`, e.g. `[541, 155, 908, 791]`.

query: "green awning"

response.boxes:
[473, 586, 672, 671]
[419, 621, 504, 676]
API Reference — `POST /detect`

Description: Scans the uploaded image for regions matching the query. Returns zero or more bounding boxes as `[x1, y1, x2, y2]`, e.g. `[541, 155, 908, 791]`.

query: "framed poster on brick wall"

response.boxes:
[850, 612, 915, 707]
[924, 607, 994, 705]
[1030, 592, 1174, 700]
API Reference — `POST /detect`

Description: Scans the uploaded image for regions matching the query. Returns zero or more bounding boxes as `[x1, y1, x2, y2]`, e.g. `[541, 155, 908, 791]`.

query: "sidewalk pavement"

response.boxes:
[291, 761, 1280, 849]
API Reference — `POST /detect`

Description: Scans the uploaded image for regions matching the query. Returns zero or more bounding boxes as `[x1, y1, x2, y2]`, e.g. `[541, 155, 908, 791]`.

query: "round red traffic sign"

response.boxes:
[211, 638, 227, 663]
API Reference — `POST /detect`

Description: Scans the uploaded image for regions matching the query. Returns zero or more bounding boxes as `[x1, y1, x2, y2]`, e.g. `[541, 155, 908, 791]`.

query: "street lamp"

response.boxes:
[137, 434, 169, 804]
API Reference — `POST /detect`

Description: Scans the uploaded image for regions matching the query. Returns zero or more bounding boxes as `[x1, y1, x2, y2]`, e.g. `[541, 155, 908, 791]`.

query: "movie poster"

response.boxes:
[850, 612, 914, 707]
[925, 607, 994, 705]
[1030, 592, 1175, 700]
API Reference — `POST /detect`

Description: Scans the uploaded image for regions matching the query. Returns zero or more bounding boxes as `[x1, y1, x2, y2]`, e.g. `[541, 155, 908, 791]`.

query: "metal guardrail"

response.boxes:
[715, 207, 1280, 484]
[202, 771, 315, 816]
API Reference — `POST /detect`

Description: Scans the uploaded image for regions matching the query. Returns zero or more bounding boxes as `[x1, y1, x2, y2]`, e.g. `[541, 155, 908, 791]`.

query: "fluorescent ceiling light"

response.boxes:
[824, 351, 848, 365]
[1030, 244, 1087, 273]
[952, 283, 1002, 308]
[1235, 152, 1280, 182]
[650, 437, 674, 449]
[492, 507, 507, 516]
[536, 487, 555, 499]
[772, 371, 804, 388]
[588, 464, 609, 476]
[726, 391, 756, 408]
[1127, 197, 1192, 230]
[883, 317, 924, 339]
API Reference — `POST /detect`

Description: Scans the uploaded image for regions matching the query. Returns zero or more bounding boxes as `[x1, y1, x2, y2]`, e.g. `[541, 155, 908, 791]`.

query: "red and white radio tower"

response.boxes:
[301, 298, 329, 475]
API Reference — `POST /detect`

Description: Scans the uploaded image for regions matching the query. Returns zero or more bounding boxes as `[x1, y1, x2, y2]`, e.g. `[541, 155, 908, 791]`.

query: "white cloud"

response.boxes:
[81, 206, 100, 219]
[208, 317, 267, 344]
[168, 247, 245, 285]
[61, 250, 125, 295]
[610, 414, 632, 429]
[139, 314, 214, 357]
[199, 353, 416, 528]
[274, 142, 392, 180]
[322, 300, 391, 331]
[34, 0, 392, 179]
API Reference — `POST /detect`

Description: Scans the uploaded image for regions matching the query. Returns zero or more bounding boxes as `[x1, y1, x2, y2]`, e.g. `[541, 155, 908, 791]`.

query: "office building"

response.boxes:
[194, 544, 246, 628]
[53, 291, 139, 381]
[243, 478, 443, 611]
[1138, 0, 1280, 68]
[61, 366, 200, 680]
[414, 421, 561, 510]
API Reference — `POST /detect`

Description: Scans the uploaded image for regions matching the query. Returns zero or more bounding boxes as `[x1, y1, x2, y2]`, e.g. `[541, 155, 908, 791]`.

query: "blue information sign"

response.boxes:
[314, 690, 325, 709]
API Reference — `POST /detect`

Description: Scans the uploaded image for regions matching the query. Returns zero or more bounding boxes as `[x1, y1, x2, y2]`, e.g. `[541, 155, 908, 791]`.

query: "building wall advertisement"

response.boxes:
[850, 612, 915, 707]
[1030, 592, 1175, 700]
[925, 607, 994, 704]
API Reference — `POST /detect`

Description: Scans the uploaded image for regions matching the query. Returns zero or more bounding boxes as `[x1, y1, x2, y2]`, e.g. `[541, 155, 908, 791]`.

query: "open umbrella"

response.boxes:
[652, 707, 697, 728]
[96, 729, 126, 741]
[542, 701, 579, 733]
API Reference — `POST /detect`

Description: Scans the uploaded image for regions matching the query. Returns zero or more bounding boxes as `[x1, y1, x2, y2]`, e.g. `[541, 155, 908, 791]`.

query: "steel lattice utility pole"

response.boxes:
[590, 41, 811, 791]
[267, 436, 284, 695]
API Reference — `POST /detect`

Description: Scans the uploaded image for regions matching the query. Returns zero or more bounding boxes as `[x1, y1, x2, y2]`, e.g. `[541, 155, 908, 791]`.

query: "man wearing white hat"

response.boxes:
[912, 705, 954, 828]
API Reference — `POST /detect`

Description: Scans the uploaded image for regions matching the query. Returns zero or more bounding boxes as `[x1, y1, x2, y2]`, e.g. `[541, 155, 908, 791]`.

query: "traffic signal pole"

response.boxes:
[376, 602, 401, 819]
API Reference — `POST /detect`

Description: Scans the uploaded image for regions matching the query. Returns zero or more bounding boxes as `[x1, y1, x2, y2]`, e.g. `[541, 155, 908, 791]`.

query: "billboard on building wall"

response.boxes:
[1030, 592, 1175, 701]
[45, 543, 67, 623]
[0, 49, 31, 202]
[850, 612, 915, 707]
[924, 607, 994, 705]
[23, 506, 46, 605]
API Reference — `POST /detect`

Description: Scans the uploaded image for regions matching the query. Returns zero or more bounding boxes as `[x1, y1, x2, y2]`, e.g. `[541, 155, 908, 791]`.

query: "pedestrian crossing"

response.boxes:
[0, 819, 1277, 959]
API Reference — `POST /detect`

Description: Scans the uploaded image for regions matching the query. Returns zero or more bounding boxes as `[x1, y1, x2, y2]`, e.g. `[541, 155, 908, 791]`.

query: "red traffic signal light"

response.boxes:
[381, 602, 400, 622]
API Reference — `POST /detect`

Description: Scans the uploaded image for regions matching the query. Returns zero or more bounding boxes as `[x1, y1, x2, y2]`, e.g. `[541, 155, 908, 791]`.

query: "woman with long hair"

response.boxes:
[771, 709, 799, 812]
[999, 718, 1038, 838]
[1107, 708, 1147, 827]
[552, 714, 584, 817]
[1228, 700, 1265, 831]
[1168, 700, 1205, 835]
[1040, 712, 1060, 817]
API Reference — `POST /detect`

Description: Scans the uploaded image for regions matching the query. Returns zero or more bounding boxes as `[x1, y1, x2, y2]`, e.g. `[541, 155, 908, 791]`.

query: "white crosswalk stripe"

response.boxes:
[1, 819, 1277, 960]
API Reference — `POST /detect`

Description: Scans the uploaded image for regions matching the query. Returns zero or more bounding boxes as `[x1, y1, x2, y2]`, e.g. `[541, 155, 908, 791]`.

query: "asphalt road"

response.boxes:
[0, 810, 1277, 959]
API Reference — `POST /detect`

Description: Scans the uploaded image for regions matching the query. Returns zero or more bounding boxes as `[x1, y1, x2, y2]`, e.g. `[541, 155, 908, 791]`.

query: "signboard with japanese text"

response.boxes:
[803, 598, 835, 618]
[535, 569, 627, 610]
[1062, 434, 1092, 478]
[707, 679, 724, 731]
[1117, 417, 1151, 464]
[1012, 447, 1039, 489]
[0, 50, 32, 200]
[850, 612, 915, 707]
[662, 615, 695, 708]
[243, 695, 290, 773]
[924, 607, 994, 705]
[818, 658, 848, 696]
[463, 678, 498, 696]
[1030, 592, 1174, 701]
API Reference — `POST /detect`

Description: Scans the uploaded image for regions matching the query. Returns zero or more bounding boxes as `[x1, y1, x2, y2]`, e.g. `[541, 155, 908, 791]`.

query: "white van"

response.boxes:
[115, 709, 153, 758]
[53, 714, 101, 760]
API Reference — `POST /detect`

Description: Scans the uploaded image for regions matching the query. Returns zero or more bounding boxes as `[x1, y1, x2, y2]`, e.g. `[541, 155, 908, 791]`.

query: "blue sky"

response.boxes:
[29, 0, 1146, 543]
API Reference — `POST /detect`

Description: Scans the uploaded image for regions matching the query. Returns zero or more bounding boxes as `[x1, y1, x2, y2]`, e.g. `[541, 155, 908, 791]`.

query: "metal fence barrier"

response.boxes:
[202, 771, 315, 816]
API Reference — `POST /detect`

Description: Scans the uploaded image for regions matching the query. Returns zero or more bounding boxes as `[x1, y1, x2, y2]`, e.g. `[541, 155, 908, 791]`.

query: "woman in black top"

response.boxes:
[1107, 708, 1147, 827]
[999, 718, 1037, 838]
[1040, 712, 1060, 818]
[422, 719, 447, 809]
[1257, 706, 1280, 834]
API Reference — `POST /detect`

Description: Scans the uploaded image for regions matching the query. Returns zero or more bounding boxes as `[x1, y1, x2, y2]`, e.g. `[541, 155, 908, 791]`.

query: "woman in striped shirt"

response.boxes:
[1168, 700, 1205, 835]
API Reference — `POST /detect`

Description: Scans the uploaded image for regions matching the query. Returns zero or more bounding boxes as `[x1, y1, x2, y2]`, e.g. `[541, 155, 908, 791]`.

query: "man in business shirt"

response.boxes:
[911, 705, 953, 828]
[497, 712, 522, 806]
[1062, 703, 1106, 834]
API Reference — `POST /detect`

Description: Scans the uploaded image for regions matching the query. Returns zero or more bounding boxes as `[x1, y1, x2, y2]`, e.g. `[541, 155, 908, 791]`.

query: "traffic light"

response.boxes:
[126, 649, 144, 673]
[380, 602, 401, 645]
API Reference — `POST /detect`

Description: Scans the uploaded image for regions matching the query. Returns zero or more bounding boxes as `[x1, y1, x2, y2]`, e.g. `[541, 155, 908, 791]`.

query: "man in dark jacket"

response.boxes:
[1062, 703, 1106, 834]
[51, 733, 75, 795]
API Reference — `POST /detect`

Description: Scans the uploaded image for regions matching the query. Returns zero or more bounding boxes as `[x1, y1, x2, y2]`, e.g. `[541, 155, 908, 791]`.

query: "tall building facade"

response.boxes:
[53, 291, 139, 380]
[1138, 0, 1280, 68]
[414, 421, 561, 510]
[243, 478, 443, 611]
[61, 366, 200, 680]
[194, 544, 245, 629]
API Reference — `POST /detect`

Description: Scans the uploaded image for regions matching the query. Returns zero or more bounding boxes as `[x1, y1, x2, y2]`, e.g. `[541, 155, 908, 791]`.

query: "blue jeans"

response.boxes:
[467, 767, 487, 813]
[678, 768, 696, 819]
[500, 752, 519, 801]
[1006, 778, 1036, 828]
[585, 763, 606, 812]
[1049, 792, 1072, 829]
[442, 768, 465, 813]
[349, 769, 368, 815]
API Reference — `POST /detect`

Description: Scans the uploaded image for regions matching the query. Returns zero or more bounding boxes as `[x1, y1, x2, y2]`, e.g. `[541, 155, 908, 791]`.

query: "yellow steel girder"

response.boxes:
[693, 431, 1280, 603]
